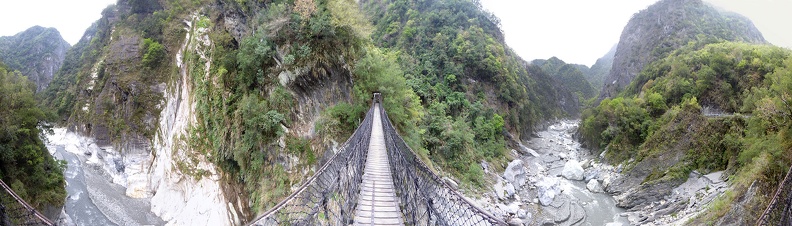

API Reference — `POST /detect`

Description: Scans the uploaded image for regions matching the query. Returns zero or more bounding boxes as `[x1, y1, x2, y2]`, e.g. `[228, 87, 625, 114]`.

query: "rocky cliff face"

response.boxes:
[0, 26, 70, 92]
[599, 0, 766, 99]
[43, 0, 363, 224]
[586, 45, 615, 93]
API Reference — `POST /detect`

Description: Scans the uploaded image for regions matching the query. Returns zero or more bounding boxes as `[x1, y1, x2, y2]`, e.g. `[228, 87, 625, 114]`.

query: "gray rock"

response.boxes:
[537, 176, 561, 206]
[615, 177, 685, 209]
[561, 160, 584, 181]
[504, 182, 516, 197]
[553, 198, 571, 223]
[481, 160, 490, 174]
[517, 209, 527, 219]
[703, 171, 724, 184]
[504, 160, 527, 187]
[581, 159, 592, 169]
[113, 158, 125, 173]
[584, 169, 600, 181]
[506, 202, 520, 214]
[587, 179, 604, 193]
[494, 179, 507, 200]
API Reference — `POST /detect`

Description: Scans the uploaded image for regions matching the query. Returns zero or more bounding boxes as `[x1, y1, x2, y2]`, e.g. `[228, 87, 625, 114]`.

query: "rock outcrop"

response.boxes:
[0, 26, 70, 92]
[599, 0, 766, 99]
[561, 160, 584, 181]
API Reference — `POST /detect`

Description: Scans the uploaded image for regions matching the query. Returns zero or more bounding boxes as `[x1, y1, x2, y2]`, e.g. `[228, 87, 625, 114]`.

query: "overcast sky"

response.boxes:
[480, 0, 792, 66]
[0, 0, 790, 67]
[0, 0, 116, 45]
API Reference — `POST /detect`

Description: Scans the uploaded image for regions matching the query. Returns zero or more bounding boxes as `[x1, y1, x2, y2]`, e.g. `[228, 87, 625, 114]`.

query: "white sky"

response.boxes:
[0, 0, 117, 45]
[481, 0, 792, 66]
[0, 0, 789, 67]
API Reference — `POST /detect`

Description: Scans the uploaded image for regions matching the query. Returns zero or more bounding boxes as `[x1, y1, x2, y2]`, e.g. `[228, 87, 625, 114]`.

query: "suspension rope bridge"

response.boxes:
[0, 179, 55, 226]
[251, 94, 505, 226]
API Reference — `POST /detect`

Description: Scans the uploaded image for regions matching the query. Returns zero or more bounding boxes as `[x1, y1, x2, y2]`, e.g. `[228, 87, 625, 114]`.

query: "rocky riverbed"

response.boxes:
[473, 120, 728, 225]
[47, 128, 165, 226]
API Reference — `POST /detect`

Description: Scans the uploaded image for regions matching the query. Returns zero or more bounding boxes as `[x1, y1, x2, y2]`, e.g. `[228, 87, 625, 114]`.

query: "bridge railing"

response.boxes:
[756, 163, 792, 225]
[250, 105, 375, 226]
[0, 179, 55, 226]
[379, 104, 506, 226]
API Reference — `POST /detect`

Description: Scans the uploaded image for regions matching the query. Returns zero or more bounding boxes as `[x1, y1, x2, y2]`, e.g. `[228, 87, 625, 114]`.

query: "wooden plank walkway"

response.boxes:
[354, 105, 404, 226]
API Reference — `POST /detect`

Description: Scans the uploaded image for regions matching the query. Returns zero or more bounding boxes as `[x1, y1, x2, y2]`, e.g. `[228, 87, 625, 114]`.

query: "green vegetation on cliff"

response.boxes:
[0, 26, 70, 92]
[533, 57, 597, 103]
[361, 0, 577, 185]
[601, 0, 766, 99]
[178, 0, 424, 211]
[581, 42, 792, 223]
[0, 61, 66, 210]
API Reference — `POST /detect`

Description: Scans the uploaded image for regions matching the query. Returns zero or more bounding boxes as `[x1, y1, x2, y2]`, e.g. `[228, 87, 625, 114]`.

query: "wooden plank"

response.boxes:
[354, 104, 405, 226]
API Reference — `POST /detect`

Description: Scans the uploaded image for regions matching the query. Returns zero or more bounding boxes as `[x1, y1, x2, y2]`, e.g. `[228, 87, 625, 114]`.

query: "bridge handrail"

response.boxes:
[756, 161, 792, 225]
[0, 179, 55, 226]
[250, 103, 376, 225]
[379, 104, 506, 226]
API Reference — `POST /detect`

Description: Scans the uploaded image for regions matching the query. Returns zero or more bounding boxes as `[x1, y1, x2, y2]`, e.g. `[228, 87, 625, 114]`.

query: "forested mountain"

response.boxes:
[360, 0, 581, 177]
[599, 0, 766, 99]
[532, 57, 596, 105]
[586, 45, 616, 94]
[580, 0, 792, 223]
[0, 26, 70, 92]
[0, 61, 66, 216]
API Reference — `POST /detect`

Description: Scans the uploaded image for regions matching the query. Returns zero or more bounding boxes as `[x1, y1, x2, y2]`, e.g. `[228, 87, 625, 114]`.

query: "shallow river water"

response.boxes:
[47, 129, 164, 226]
[487, 120, 631, 225]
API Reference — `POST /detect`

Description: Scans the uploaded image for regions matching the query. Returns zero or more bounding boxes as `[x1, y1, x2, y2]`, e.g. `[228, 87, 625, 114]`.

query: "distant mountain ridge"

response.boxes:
[599, 0, 766, 99]
[586, 45, 616, 94]
[532, 57, 596, 105]
[0, 26, 70, 92]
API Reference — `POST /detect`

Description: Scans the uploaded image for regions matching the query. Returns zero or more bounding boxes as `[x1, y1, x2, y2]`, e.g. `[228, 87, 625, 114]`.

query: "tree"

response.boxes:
[0, 63, 66, 209]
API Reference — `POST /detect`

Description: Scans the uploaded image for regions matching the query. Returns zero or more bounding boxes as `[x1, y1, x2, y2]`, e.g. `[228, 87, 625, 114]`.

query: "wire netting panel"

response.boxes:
[0, 180, 54, 226]
[379, 105, 506, 226]
[251, 106, 375, 226]
[757, 164, 792, 226]
[250, 100, 507, 226]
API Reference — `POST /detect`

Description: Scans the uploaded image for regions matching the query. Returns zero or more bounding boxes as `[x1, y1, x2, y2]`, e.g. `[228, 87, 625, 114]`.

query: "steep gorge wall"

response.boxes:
[43, 0, 364, 224]
[599, 0, 766, 99]
[144, 15, 247, 225]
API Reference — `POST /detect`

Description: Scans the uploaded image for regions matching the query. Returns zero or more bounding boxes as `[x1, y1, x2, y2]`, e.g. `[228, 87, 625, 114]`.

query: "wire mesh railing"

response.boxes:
[0, 179, 55, 226]
[757, 163, 792, 226]
[249, 94, 506, 226]
[379, 104, 506, 226]
[249, 104, 375, 226]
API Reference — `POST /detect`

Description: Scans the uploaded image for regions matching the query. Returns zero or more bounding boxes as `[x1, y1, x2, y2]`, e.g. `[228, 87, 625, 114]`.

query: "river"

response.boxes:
[486, 120, 630, 225]
[528, 120, 630, 225]
[47, 129, 165, 226]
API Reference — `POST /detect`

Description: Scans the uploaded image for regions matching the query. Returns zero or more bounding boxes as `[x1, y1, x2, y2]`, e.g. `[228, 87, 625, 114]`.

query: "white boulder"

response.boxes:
[504, 183, 516, 198]
[503, 160, 527, 187]
[561, 160, 584, 181]
[586, 179, 604, 193]
[537, 176, 561, 206]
